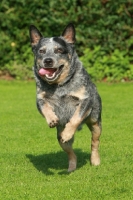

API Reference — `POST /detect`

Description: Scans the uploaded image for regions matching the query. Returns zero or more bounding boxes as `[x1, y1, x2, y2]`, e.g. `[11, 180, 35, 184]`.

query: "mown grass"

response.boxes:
[0, 80, 133, 200]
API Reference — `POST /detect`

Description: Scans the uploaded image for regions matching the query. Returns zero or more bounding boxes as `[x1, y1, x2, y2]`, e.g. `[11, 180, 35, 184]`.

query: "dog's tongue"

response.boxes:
[39, 68, 56, 76]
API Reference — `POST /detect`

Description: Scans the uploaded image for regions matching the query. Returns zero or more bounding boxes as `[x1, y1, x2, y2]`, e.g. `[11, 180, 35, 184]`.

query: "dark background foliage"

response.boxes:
[0, 0, 133, 80]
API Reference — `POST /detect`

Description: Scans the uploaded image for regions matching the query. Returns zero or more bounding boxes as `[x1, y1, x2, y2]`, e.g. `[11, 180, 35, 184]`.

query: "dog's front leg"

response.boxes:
[60, 99, 92, 143]
[41, 102, 59, 128]
[37, 93, 59, 128]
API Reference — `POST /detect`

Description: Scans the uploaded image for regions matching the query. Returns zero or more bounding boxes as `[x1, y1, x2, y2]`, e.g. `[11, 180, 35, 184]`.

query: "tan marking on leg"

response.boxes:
[59, 141, 77, 172]
[70, 105, 91, 125]
[90, 122, 101, 166]
[41, 102, 59, 128]
[61, 105, 91, 143]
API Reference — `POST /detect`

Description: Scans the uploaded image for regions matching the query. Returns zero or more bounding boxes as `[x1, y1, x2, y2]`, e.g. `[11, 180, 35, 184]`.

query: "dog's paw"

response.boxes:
[90, 152, 100, 166]
[60, 123, 76, 143]
[48, 117, 59, 128]
[60, 132, 73, 143]
[68, 158, 77, 172]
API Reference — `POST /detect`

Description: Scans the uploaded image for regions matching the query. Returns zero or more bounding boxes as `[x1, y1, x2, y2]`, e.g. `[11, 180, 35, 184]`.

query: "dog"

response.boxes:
[29, 23, 102, 172]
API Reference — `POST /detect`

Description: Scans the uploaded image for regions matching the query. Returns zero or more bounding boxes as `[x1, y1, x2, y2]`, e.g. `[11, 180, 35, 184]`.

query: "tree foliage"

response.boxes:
[0, 0, 133, 80]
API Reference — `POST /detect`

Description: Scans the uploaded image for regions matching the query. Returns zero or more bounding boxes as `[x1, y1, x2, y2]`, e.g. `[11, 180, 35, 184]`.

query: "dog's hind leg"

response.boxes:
[59, 140, 77, 172]
[57, 126, 77, 172]
[86, 120, 101, 166]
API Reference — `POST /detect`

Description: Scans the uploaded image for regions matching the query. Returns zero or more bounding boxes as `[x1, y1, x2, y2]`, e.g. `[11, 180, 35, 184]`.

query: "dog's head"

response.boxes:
[29, 23, 76, 84]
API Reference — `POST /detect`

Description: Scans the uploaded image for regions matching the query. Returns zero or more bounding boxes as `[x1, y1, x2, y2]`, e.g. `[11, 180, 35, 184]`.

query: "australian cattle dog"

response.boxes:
[29, 23, 102, 172]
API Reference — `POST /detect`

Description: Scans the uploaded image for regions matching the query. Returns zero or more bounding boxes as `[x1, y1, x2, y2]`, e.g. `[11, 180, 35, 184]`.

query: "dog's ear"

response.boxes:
[29, 25, 42, 46]
[62, 23, 75, 44]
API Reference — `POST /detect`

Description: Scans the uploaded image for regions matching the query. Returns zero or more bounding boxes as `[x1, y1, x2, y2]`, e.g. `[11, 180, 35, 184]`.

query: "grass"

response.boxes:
[0, 80, 133, 200]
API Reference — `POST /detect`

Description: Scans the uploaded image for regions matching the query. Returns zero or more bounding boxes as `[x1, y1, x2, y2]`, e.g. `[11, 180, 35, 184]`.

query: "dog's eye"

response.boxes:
[55, 48, 64, 54]
[39, 49, 46, 54]
[58, 48, 63, 53]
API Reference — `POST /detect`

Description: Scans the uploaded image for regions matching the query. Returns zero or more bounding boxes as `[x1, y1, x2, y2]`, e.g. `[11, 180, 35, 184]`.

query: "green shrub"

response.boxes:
[0, 0, 133, 80]
[80, 46, 133, 81]
[4, 47, 33, 80]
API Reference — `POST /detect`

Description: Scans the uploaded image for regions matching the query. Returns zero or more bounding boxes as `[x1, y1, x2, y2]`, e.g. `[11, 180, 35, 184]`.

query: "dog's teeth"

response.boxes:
[46, 72, 56, 79]
[53, 72, 56, 77]
[46, 74, 49, 78]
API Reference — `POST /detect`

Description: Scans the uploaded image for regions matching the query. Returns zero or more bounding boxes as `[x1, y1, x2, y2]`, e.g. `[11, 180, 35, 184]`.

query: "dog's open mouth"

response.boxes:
[38, 65, 64, 81]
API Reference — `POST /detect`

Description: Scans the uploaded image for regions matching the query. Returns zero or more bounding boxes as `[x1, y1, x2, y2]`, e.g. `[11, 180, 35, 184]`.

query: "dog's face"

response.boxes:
[29, 23, 76, 84]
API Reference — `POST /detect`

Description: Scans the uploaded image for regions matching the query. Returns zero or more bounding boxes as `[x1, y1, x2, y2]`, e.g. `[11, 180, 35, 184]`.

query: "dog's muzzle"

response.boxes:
[38, 65, 64, 82]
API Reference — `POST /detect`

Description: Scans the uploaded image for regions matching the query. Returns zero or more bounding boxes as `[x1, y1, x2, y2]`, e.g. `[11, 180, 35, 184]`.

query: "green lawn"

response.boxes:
[0, 80, 133, 200]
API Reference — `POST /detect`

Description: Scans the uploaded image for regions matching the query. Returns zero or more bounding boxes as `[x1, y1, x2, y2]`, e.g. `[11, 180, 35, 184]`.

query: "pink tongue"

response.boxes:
[39, 68, 56, 76]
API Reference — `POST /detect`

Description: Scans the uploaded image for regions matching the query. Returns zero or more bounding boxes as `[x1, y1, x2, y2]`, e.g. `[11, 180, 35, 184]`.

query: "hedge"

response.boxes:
[0, 0, 133, 80]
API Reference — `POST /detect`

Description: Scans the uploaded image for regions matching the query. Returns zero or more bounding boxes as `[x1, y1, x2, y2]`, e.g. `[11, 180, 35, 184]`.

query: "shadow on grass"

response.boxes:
[26, 149, 90, 175]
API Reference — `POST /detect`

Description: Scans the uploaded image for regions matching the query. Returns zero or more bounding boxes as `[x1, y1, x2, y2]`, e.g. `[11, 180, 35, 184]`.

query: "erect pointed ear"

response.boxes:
[29, 25, 43, 46]
[62, 23, 75, 44]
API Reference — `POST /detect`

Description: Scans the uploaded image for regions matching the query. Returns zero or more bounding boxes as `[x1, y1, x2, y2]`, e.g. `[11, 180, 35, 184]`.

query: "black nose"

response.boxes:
[44, 58, 53, 66]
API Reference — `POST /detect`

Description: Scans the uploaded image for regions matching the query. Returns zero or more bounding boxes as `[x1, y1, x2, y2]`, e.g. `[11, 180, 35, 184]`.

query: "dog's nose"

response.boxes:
[44, 58, 53, 66]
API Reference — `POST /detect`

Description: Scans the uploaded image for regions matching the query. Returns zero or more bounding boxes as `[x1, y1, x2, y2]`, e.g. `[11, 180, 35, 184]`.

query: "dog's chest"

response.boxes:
[48, 87, 80, 125]
[38, 82, 83, 125]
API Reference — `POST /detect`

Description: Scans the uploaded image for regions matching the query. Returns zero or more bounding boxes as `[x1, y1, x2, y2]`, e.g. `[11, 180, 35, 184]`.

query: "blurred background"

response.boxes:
[0, 0, 133, 81]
